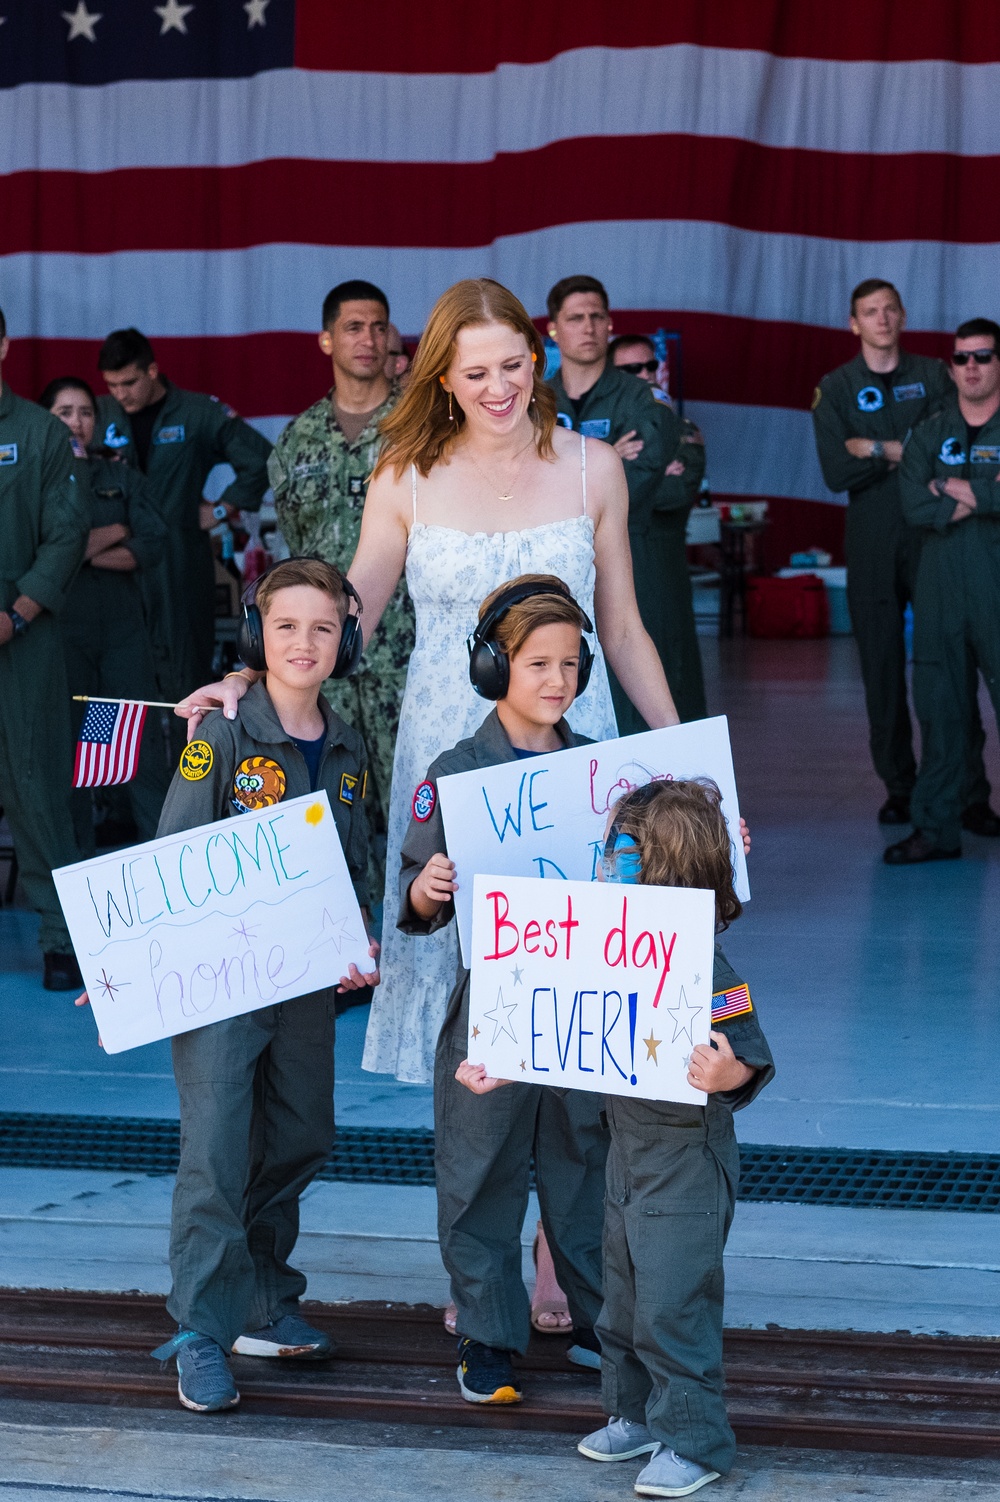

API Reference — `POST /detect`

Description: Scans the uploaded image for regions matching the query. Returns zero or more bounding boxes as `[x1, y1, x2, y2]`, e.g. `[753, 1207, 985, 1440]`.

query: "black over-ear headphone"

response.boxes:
[467, 580, 595, 701]
[236, 557, 364, 677]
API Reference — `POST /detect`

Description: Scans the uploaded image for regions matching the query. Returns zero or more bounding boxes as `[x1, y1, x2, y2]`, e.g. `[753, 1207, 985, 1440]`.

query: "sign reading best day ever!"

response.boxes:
[52, 793, 372, 1054]
[438, 717, 748, 964]
[470, 874, 715, 1103]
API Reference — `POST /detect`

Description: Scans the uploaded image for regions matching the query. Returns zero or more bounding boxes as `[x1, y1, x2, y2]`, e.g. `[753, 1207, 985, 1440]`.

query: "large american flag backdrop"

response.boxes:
[1, 2, 994, 560]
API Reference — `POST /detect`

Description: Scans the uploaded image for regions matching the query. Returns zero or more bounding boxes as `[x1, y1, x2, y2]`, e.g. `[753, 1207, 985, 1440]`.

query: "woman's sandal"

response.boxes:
[531, 1220, 573, 1334]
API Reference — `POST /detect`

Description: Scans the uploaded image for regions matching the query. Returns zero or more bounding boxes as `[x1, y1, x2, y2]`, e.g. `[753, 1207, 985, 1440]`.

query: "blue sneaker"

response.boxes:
[232, 1313, 333, 1359]
[152, 1330, 240, 1413]
[456, 1337, 522, 1404]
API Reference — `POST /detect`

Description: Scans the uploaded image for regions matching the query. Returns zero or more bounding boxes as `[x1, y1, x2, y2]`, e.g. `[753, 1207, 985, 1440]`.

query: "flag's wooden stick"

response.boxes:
[73, 695, 178, 709]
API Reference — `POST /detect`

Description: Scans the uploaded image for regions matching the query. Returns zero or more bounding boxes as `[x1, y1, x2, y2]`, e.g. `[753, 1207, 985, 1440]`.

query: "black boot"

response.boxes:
[884, 830, 961, 865]
[43, 952, 83, 991]
[878, 795, 912, 825]
[961, 802, 1000, 837]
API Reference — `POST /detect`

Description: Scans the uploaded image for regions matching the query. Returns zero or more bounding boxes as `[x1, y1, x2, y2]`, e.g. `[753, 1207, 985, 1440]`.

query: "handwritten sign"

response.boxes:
[53, 793, 371, 1054]
[469, 874, 715, 1103]
[439, 717, 747, 963]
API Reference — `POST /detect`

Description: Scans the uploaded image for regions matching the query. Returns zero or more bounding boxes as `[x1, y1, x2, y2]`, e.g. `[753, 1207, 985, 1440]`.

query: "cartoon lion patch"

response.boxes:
[231, 756, 287, 813]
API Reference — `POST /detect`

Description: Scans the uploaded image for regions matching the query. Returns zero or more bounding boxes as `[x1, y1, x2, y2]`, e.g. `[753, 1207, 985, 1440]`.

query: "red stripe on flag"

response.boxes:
[4, 144, 999, 258]
[3, 320, 955, 424]
[293, 0, 1000, 70]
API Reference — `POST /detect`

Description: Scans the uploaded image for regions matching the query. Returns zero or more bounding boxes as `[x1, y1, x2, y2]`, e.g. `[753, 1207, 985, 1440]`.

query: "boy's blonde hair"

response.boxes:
[607, 778, 742, 930]
[478, 574, 589, 659]
[255, 558, 350, 625]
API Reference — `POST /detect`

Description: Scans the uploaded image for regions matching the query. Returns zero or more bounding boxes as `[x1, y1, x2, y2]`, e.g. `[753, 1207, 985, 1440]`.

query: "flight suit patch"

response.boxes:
[210, 395, 238, 418]
[555, 412, 574, 430]
[231, 756, 286, 812]
[580, 418, 611, 439]
[348, 475, 365, 497]
[154, 425, 186, 445]
[95, 486, 125, 500]
[938, 438, 966, 465]
[179, 740, 214, 780]
[711, 984, 753, 1022]
[0, 443, 17, 465]
[970, 445, 1000, 464]
[104, 423, 129, 449]
[893, 382, 926, 402]
[412, 781, 436, 822]
[651, 386, 671, 404]
[856, 386, 884, 412]
[339, 772, 359, 804]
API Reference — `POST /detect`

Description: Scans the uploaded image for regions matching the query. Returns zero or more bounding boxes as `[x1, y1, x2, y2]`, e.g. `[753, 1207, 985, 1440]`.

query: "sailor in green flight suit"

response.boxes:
[95, 328, 272, 708]
[812, 278, 995, 834]
[886, 318, 1000, 864]
[0, 309, 89, 989]
[545, 276, 669, 737]
[41, 376, 171, 853]
[610, 333, 708, 723]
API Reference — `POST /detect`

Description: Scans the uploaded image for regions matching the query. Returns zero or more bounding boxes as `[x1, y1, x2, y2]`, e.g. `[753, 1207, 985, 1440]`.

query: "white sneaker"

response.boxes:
[578, 1416, 658, 1461]
[634, 1444, 721, 1497]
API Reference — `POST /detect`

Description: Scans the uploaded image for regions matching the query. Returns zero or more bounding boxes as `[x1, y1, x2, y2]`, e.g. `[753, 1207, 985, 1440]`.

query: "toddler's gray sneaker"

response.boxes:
[577, 1416, 658, 1461]
[634, 1443, 720, 1497]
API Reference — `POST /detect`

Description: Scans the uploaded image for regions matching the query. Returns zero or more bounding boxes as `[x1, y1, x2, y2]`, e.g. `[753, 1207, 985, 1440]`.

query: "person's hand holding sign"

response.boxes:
[337, 936, 381, 994]
[687, 1031, 755, 1093]
[455, 1059, 511, 1095]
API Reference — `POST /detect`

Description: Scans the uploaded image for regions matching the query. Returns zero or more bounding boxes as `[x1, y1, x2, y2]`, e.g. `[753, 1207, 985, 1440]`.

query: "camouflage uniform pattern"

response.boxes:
[267, 386, 414, 859]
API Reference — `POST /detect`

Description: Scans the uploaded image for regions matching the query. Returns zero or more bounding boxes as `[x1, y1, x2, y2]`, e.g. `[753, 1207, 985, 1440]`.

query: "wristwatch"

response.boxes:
[7, 609, 29, 637]
[870, 439, 886, 460]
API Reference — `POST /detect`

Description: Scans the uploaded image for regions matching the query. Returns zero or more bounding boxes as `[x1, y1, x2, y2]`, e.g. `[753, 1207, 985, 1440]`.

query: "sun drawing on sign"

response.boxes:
[94, 969, 127, 1001]
[483, 988, 518, 1045]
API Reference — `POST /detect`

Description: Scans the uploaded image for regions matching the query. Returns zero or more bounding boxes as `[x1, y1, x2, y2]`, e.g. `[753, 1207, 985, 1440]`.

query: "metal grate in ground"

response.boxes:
[2, 1113, 1000, 1211]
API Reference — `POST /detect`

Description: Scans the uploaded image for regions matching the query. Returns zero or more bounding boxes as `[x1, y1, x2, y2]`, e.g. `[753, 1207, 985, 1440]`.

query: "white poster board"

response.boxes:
[53, 792, 371, 1054]
[439, 717, 747, 963]
[469, 874, 715, 1103]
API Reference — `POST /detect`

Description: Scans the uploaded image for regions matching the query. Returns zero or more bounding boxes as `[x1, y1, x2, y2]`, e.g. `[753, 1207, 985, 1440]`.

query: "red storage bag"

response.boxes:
[745, 574, 829, 639]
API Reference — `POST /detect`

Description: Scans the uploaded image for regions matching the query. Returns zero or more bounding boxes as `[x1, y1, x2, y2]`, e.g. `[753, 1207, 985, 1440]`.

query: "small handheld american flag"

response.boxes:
[73, 699, 148, 788]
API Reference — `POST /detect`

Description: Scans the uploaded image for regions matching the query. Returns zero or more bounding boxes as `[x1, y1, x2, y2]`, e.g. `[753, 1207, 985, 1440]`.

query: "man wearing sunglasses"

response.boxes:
[609, 334, 708, 722]
[811, 280, 992, 834]
[886, 319, 1000, 863]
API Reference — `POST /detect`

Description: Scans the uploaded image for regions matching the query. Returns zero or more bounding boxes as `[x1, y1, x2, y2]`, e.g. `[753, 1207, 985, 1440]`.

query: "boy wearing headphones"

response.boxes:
[398, 574, 608, 1406]
[149, 557, 379, 1412]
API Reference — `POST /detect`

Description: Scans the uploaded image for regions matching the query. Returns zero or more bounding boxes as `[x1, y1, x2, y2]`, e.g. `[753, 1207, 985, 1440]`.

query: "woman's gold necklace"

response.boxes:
[465, 436, 534, 501]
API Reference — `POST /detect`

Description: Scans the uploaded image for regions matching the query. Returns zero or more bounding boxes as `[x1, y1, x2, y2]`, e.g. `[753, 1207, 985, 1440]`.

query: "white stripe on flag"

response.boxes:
[3, 49, 1000, 174]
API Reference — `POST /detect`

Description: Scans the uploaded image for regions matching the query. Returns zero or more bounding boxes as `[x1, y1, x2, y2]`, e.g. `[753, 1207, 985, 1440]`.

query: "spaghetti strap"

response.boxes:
[580, 433, 588, 515]
[411, 463, 418, 523]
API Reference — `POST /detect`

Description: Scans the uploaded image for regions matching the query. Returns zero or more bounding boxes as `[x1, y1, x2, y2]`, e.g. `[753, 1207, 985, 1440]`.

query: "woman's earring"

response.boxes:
[448, 391, 454, 422]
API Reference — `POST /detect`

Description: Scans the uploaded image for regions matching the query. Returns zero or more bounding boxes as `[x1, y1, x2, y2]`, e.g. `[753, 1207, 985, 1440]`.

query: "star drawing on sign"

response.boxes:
[304, 909, 357, 956]
[520, 1060, 527, 1072]
[155, 0, 194, 34]
[693, 974, 701, 986]
[471, 1025, 480, 1041]
[483, 987, 518, 1045]
[244, 0, 269, 25]
[511, 964, 523, 986]
[230, 919, 258, 949]
[95, 968, 128, 1001]
[643, 1031, 662, 1064]
[665, 985, 703, 1046]
[62, 2, 102, 41]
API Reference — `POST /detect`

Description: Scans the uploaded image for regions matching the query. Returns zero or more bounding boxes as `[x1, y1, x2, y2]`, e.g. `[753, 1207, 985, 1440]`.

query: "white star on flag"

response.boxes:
[155, 0, 194, 34]
[62, 2, 102, 41]
[244, 0, 269, 27]
[665, 985, 704, 1046]
[483, 987, 518, 1046]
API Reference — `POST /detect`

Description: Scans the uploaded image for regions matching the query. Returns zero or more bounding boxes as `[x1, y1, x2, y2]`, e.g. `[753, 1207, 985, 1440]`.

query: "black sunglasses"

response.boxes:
[617, 359, 659, 375]
[952, 350, 997, 366]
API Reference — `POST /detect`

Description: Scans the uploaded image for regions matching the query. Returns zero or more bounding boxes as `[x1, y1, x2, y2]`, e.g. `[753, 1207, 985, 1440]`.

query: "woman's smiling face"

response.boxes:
[444, 321, 535, 438]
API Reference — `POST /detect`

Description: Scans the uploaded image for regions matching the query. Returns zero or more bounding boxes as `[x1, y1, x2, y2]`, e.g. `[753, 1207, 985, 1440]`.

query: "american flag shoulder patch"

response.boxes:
[712, 984, 753, 1022]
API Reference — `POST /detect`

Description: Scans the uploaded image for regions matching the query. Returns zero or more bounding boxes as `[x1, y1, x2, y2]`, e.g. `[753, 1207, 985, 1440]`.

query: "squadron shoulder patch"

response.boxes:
[179, 740, 214, 781]
[0, 443, 18, 465]
[231, 756, 286, 812]
[412, 781, 436, 822]
[339, 772, 359, 805]
[711, 983, 754, 1022]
